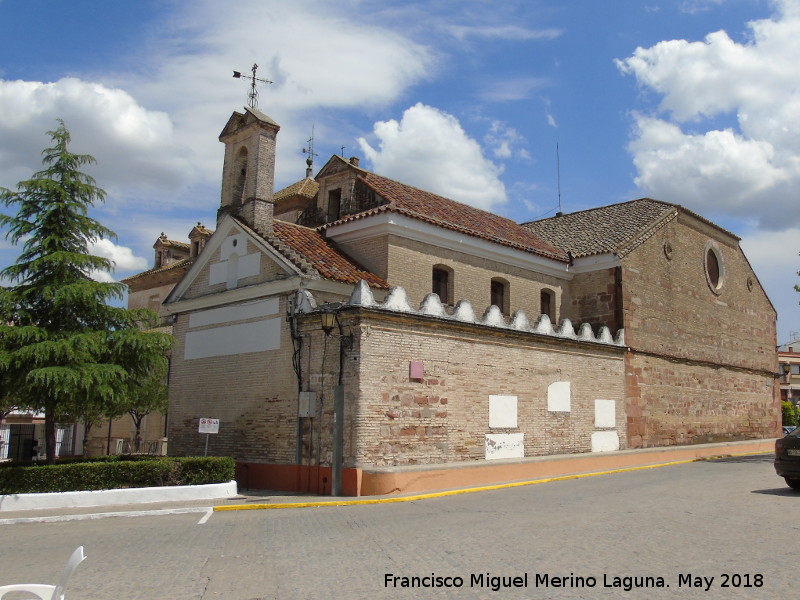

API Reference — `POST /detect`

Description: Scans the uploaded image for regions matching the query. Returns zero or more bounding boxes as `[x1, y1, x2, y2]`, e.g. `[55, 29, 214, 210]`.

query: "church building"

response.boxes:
[140, 105, 778, 495]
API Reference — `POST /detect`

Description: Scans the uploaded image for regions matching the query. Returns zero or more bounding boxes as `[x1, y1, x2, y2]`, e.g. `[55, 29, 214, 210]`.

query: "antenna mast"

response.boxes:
[232, 63, 273, 109]
[556, 143, 563, 216]
[302, 126, 319, 177]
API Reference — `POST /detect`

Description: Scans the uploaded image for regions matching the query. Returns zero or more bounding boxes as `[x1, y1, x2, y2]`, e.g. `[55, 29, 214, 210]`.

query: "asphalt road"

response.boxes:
[0, 453, 792, 599]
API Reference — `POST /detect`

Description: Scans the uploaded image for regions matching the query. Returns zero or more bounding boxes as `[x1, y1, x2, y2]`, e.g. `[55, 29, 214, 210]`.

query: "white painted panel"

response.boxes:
[208, 260, 227, 286]
[184, 318, 280, 359]
[547, 381, 571, 412]
[238, 252, 261, 279]
[591, 431, 620, 452]
[189, 299, 279, 328]
[488, 395, 518, 428]
[485, 433, 524, 460]
[594, 399, 616, 428]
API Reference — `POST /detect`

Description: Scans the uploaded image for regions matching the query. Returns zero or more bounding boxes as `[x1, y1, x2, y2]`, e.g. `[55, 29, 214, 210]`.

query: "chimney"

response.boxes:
[349, 156, 360, 167]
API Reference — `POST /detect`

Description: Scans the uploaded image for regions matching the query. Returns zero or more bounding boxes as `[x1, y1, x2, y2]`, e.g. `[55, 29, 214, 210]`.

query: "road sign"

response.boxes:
[198, 418, 220, 434]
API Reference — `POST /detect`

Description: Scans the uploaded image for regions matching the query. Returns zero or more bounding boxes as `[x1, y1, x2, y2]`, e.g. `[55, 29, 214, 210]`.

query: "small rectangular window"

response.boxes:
[432, 268, 450, 305]
[327, 189, 342, 222]
[491, 280, 506, 313]
[540, 289, 553, 320]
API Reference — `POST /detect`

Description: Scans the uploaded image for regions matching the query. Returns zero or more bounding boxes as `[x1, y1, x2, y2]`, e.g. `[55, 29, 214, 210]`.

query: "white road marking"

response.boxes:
[197, 509, 214, 525]
[0, 506, 213, 526]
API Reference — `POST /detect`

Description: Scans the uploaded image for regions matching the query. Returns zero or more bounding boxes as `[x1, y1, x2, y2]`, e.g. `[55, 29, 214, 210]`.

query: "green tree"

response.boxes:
[0, 121, 172, 463]
[125, 359, 169, 453]
[782, 400, 800, 427]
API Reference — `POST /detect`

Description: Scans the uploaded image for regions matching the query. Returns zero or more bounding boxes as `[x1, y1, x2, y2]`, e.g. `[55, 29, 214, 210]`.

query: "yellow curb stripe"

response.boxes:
[213, 449, 772, 512]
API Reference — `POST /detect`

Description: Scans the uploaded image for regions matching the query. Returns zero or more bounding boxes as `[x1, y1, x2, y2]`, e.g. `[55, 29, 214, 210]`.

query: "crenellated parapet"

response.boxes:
[296, 280, 625, 347]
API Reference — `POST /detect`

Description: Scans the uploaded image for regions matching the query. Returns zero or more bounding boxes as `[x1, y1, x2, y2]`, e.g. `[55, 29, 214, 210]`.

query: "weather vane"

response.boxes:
[232, 63, 272, 109]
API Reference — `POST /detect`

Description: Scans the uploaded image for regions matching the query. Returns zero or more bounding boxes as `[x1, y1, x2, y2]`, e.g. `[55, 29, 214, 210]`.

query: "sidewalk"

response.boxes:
[0, 438, 776, 523]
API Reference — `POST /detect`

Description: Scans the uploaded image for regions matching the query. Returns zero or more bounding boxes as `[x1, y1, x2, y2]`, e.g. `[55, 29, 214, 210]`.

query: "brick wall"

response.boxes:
[335, 309, 625, 467]
[168, 295, 626, 468]
[167, 295, 299, 462]
[335, 235, 570, 320]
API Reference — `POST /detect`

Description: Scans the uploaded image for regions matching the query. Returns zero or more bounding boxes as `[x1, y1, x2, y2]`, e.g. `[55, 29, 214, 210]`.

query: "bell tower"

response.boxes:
[217, 106, 280, 236]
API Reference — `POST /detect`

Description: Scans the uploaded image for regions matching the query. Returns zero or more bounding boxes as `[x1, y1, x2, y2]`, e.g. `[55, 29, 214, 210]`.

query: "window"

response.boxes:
[706, 250, 720, 287]
[327, 189, 342, 222]
[540, 289, 555, 320]
[704, 242, 725, 294]
[490, 278, 509, 314]
[432, 266, 451, 305]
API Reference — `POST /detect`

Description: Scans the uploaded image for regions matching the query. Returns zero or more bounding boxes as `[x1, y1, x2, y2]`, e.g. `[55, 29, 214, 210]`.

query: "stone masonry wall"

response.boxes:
[621, 216, 776, 371]
[626, 352, 779, 447]
[568, 267, 621, 332]
[619, 216, 778, 447]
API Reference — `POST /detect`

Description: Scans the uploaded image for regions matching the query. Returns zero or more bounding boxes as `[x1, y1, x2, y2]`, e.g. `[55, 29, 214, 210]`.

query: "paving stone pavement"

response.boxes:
[0, 453, 792, 600]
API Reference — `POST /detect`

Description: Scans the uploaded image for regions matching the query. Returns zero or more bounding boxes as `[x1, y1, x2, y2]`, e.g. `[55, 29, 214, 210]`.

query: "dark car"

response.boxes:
[784, 426, 796, 436]
[775, 428, 800, 489]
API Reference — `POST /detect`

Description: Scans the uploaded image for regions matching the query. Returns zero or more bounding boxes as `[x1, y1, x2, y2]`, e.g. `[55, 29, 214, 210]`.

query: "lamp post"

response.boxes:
[318, 308, 352, 496]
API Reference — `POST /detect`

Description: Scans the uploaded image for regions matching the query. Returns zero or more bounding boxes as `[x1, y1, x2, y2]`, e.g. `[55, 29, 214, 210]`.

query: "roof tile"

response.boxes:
[323, 171, 569, 262]
[272, 220, 388, 288]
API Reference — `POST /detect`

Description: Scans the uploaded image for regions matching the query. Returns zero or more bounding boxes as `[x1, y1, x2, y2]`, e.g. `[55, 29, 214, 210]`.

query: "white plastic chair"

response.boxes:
[0, 546, 86, 600]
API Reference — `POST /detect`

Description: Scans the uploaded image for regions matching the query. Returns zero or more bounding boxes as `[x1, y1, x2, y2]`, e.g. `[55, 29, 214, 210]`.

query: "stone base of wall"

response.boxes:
[239, 438, 775, 497]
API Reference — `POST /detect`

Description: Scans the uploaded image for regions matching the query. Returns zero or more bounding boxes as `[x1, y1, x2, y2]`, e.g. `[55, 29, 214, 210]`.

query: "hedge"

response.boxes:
[0, 456, 235, 495]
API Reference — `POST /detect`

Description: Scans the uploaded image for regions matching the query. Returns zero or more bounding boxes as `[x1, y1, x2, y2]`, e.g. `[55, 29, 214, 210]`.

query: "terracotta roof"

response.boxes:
[271, 220, 388, 288]
[274, 177, 319, 202]
[190, 224, 214, 236]
[520, 199, 679, 258]
[323, 171, 568, 262]
[522, 198, 741, 258]
[121, 257, 194, 284]
[155, 233, 190, 251]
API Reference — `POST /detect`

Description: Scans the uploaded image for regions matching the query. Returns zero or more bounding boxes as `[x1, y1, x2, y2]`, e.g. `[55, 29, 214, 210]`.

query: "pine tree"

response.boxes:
[0, 120, 172, 463]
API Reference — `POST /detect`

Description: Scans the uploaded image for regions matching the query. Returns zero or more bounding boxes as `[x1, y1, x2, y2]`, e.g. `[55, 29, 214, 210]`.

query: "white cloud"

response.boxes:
[445, 25, 562, 41]
[617, 0, 800, 230]
[122, 0, 433, 183]
[0, 79, 193, 196]
[358, 103, 507, 211]
[0, 0, 439, 279]
[680, 0, 726, 15]
[739, 227, 800, 343]
[90, 238, 148, 273]
[478, 77, 551, 102]
[484, 121, 531, 161]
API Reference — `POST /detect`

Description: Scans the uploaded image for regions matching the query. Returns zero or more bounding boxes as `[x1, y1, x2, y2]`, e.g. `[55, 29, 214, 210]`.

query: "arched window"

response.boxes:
[232, 147, 248, 208]
[490, 277, 510, 315]
[540, 288, 555, 321]
[432, 266, 453, 305]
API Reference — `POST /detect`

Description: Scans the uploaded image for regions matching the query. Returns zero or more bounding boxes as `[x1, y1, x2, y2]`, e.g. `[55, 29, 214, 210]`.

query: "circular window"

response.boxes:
[663, 242, 674, 260]
[704, 242, 725, 294]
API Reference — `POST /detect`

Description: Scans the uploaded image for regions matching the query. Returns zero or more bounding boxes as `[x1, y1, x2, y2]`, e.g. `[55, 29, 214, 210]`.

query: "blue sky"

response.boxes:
[1, 0, 798, 343]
